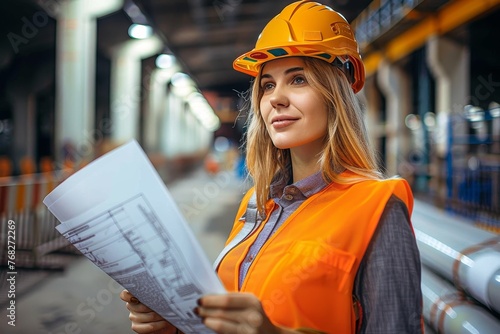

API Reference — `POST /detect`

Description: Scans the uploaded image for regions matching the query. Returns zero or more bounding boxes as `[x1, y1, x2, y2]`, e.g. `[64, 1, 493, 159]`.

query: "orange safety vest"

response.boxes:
[217, 177, 413, 333]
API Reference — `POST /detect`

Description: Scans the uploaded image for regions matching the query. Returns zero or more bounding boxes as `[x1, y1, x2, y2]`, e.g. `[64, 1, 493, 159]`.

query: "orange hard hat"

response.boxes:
[233, 0, 365, 93]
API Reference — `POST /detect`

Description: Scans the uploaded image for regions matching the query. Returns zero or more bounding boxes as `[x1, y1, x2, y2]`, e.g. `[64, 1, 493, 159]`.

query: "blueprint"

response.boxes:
[43, 140, 225, 334]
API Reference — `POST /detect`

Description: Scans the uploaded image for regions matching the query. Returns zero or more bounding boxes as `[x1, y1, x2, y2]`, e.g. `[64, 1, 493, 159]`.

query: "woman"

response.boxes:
[120, 1, 423, 333]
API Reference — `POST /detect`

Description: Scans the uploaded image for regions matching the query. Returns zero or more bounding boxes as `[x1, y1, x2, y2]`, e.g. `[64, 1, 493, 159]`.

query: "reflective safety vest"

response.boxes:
[216, 178, 413, 333]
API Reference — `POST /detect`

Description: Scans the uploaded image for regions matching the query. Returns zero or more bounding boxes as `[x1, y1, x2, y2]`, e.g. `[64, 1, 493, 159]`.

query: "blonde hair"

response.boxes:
[244, 57, 384, 213]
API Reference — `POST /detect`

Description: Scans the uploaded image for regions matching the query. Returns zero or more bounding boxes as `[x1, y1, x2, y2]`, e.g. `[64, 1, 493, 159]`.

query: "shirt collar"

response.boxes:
[270, 168, 328, 200]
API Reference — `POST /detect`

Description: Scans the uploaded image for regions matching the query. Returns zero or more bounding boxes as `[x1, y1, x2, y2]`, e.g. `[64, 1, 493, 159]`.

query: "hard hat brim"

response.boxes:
[233, 43, 365, 93]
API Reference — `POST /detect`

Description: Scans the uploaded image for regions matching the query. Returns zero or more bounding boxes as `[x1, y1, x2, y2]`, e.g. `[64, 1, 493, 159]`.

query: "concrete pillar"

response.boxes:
[109, 36, 162, 144]
[55, 0, 123, 162]
[377, 59, 412, 176]
[184, 107, 211, 155]
[161, 91, 183, 158]
[183, 109, 197, 154]
[361, 76, 385, 151]
[178, 102, 190, 155]
[198, 121, 212, 153]
[144, 67, 179, 152]
[7, 50, 55, 173]
[427, 35, 470, 156]
[194, 118, 204, 153]
[8, 87, 33, 172]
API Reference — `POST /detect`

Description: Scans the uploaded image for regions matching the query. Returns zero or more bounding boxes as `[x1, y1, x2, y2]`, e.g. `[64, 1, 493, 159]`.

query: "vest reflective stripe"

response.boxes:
[213, 190, 258, 271]
[216, 178, 413, 333]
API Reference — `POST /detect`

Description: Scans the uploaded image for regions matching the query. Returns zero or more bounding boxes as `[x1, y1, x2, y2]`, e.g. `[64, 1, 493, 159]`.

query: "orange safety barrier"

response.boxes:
[40, 156, 57, 194]
[0, 157, 80, 269]
[0, 156, 12, 177]
[0, 156, 12, 214]
[15, 157, 37, 213]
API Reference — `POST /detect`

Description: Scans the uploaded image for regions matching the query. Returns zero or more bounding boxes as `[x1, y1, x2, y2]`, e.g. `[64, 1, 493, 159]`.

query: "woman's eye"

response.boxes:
[262, 82, 274, 90]
[292, 75, 306, 85]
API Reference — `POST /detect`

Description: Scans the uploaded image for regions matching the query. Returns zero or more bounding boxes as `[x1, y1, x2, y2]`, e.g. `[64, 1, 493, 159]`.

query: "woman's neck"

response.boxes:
[290, 150, 321, 183]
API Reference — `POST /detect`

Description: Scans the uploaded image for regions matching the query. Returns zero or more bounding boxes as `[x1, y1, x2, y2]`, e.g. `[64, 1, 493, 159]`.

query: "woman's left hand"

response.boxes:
[195, 292, 282, 334]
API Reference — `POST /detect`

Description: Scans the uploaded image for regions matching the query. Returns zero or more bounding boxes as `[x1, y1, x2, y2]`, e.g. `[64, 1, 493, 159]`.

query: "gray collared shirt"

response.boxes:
[238, 170, 423, 333]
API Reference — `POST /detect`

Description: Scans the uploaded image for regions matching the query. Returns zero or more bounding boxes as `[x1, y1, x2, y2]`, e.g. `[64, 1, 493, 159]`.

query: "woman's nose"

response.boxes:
[269, 85, 289, 108]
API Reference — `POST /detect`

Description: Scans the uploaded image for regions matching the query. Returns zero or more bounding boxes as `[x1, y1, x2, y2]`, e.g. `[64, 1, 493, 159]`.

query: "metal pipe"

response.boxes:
[421, 265, 500, 334]
[413, 200, 500, 313]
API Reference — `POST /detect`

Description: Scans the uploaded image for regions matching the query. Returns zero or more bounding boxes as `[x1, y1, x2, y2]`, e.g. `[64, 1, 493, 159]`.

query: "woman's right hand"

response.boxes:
[120, 289, 177, 334]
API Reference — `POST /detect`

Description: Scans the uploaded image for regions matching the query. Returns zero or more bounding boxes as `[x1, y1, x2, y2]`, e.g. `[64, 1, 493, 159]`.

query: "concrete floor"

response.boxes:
[0, 167, 249, 334]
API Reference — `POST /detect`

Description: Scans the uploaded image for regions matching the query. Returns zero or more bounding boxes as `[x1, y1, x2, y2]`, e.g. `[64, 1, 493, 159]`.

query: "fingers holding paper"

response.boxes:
[120, 289, 175, 334]
[195, 292, 282, 334]
[120, 290, 290, 334]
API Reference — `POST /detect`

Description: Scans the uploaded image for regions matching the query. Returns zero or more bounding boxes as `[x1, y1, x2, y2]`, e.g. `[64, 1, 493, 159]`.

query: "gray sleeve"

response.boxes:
[354, 195, 423, 334]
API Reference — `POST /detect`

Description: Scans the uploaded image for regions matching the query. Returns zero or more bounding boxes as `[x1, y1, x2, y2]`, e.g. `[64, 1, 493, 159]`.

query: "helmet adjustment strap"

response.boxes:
[332, 56, 355, 85]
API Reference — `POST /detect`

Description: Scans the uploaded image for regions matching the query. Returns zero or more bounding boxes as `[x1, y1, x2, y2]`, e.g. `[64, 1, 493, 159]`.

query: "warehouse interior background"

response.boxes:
[0, 0, 500, 333]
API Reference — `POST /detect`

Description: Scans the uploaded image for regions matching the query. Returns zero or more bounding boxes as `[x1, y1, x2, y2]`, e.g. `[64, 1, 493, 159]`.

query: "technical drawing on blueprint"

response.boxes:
[44, 140, 225, 334]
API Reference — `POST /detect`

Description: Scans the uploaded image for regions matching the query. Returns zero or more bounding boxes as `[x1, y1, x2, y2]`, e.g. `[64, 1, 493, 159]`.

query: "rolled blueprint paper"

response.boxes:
[44, 140, 225, 334]
[413, 200, 500, 314]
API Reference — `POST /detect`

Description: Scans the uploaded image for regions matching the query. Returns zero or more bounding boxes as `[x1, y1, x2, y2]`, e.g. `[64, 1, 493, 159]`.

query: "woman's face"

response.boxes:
[259, 57, 328, 155]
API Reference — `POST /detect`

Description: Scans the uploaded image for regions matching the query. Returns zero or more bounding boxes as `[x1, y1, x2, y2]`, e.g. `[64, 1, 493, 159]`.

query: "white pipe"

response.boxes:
[421, 265, 500, 334]
[413, 200, 500, 313]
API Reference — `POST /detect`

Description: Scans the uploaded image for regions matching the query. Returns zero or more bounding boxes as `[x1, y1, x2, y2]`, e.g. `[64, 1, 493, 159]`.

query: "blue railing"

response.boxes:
[445, 105, 500, 230]
[353, 0, 424, 47]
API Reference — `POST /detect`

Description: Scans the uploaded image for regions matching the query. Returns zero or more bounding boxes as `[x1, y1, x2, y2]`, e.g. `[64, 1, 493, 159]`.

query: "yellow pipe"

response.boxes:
[361, 0, 500, 76]
[363, 52, 383, 77]
[439, 0, 500, 33]
[385, 16, 438, 61]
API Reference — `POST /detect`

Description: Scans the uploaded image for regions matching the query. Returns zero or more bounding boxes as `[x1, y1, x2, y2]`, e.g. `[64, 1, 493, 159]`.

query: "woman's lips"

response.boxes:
[271, 117, 299, 129]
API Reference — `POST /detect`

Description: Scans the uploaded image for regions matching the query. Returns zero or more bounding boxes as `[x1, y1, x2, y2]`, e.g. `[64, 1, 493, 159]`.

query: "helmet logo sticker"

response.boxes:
[317, 53, 332, 60]
[303, 31, 323, 41]
[268, 48, 288, 57]
[249, 52, 268, 60]
[245, 46, 333, 62]
[330, 22, 353, 38]
[243, 57, 258, 63]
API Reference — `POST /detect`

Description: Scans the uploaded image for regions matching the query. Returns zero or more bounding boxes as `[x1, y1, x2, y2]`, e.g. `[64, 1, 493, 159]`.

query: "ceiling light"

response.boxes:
[155, 54, 176, 69]
[128, 23, 153, 39]
[171, 72, 193, 88]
